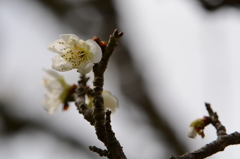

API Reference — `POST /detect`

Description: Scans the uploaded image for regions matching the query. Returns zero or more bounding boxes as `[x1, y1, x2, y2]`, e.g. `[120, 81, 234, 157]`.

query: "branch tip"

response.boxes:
[89, 146, 108, 157]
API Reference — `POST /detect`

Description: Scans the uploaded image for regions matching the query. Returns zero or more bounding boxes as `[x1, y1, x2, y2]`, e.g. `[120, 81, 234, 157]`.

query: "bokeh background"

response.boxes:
[1, 0, 240, 158]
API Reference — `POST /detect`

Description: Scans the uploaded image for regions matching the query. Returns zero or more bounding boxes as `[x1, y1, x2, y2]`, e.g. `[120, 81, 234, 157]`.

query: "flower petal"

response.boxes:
[47, 39, 65, 55]
[102, 91, 119, 112]
[86, 39, 102, 63]
[60, 34, 80, 43]
[69, 34, 80, 41]
[43, 69, 61, 79]
[42, 70, 63, 93]
[44, 92, 62, 114]
[77, 62, 94, 74]
[59, 34, 72, 43]
[42, 78, 63, 93]
[188, 127, 197, 139]
[52, 55, 73, 72]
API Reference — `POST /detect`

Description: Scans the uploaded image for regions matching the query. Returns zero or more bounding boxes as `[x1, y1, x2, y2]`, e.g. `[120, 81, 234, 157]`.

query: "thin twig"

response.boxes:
[205, 103, 227, 137]
[170, 103, 240, 159]
[75, 75, 95, 125]
[170, 132, 240, 159]
[89, 146, 108, 157]
[105, 110, 126, 159]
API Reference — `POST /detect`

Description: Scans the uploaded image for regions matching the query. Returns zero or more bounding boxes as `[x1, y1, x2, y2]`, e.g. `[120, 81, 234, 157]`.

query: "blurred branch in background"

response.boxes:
[0, 102, 96, 159]
[37, 0, 187, 156]
[199, 0, 240, 11]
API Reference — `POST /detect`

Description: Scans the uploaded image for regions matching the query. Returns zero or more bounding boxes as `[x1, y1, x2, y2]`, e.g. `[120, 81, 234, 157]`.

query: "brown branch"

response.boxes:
[89, 146, 108, 157]
[91, 29, 123, 143]
[74, 29, 126, 158]
[205, 103, 227, 137]
[75, 75, 95, 125]
[90, 29, 126, 159]
[170, 132, 240, 159]
[105, 110, 126, 159]
[170, 103, 240, 159]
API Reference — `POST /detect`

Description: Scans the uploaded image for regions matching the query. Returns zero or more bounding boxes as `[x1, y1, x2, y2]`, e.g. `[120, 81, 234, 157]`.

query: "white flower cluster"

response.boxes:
[43, 34, 118, 114]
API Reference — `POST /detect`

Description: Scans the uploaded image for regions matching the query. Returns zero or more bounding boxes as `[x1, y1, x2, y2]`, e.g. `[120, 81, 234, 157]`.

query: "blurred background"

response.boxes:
[1, 0, 240, 158]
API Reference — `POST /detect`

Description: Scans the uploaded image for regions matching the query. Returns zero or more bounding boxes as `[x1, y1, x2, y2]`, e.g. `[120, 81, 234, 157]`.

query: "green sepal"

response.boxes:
[190, 119, 205, 129]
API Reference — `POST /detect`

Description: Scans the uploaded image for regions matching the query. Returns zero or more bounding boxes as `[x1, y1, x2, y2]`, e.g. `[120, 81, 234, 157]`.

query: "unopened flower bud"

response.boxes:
[188, 116, 211, 139]
[87, 91, 119, 113]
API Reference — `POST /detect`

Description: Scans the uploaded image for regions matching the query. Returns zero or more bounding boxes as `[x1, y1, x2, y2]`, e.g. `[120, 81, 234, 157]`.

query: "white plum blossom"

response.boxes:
[47, 34, 102, 74]
[42, 69, 72, 114]
[87, 91, 119, 112]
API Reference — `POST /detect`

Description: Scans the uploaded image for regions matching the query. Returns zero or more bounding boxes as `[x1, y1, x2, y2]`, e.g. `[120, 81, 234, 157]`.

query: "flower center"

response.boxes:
[60, 40, 91, 68]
